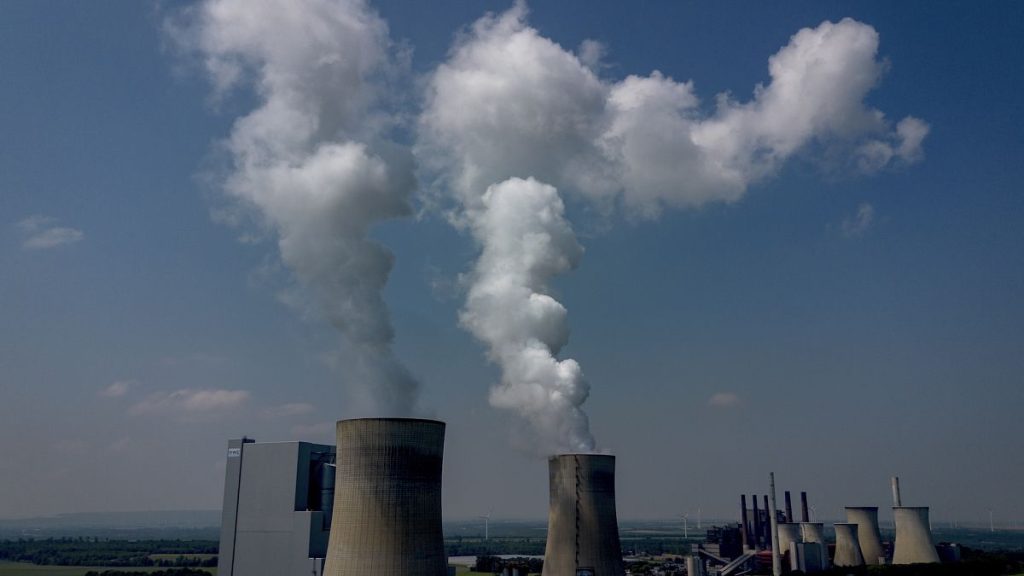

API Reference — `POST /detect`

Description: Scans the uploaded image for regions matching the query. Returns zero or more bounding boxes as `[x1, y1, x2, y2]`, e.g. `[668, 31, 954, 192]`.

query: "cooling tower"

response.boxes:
[799, 523, 829, 570]
[845, 507, 885, 565]
[542, 454, 625, 576]
[892, 507, 940, 565]
[777, 523, 801, 559]
[799, 522, 825, 545]
[833, 523, 865, 567]
[323, 418, 446, 576]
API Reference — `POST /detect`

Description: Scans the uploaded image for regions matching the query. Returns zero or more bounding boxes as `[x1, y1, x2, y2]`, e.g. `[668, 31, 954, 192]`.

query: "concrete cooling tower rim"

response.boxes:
[338, 417, 444, 424]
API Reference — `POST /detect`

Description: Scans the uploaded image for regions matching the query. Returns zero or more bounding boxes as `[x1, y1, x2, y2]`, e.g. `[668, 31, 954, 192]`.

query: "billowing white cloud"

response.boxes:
[170, 0, 420, 416]
[841, 202, 876, 238]
[708, 392, 740, 407]
[418, 5, 928, 452]
[420, 9, 928, 217]
[99, 380, 134, 398]
[16, 215, 84, 250]
[461, 177, 593, 454]
[129, 388, 250, 415]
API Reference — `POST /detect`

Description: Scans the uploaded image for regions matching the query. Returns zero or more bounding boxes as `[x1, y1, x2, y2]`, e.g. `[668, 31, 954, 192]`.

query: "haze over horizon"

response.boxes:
[2, 1, 1022, 525]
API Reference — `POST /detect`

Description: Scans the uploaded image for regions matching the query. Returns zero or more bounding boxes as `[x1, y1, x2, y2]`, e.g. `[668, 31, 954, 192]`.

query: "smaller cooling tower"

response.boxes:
[323, 418, 447, 576]
[892, 507, 940, 565]
[800, 523, 829, 568]
[542, 454, 625, 576]
[845, 507, 885, 565]
[800, 522, 824, 545]
[776, 523, 801, 560]
[833, 523, 865, 567]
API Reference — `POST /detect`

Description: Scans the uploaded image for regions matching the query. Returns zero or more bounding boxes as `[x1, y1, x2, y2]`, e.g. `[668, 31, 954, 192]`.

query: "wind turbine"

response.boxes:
[479, 509, 493, 540]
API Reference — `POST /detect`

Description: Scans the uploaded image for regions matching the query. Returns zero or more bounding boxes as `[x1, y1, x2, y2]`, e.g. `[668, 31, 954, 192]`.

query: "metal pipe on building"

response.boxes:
[800, 492, 809, 523]
[323, 418, 447, 576]
[833, 523, 865, 567]
[845, 507, 885, 566]
[784, 491, 793, 523]
[769, 474, 782, 576]
[542, 454, 626, 576]
[892, 507, 940, 565]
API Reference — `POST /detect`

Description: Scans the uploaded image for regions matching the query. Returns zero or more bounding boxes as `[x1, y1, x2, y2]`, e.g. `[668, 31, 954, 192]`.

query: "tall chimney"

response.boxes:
[542, 454, 625, 576]
[323, 418, 446, 576]
[784, 491, 793, 523]
[891, 476, 902, 507]
[763, 495, 772, 547]
[800, 492, 809, 523]
[752, 495, 762, 550]
[740, 495, 750, 551]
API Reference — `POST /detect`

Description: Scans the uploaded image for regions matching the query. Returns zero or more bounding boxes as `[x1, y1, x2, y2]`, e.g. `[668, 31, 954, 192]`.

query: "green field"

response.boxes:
[0, 562, 215, 576]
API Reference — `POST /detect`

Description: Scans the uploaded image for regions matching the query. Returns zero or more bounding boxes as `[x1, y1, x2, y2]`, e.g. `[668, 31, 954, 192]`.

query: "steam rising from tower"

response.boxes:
[174, 0, 420, 415]
[461, 178, 593, 452]
[418, 3, 928, 450]
[543, 454, 625, 576]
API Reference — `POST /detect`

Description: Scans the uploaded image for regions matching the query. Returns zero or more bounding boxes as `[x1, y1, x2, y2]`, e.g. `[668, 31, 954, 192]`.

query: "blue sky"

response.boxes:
[1, 1, 1022, 523]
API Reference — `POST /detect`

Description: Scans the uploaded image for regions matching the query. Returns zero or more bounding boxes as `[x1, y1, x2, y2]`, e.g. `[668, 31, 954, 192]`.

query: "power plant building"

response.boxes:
[218, 438, 337, 576]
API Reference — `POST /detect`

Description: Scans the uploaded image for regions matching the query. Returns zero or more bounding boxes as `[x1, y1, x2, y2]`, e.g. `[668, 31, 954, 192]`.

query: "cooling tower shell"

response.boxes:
[833, 523, 865, 567]
[799, 522, 829, 568]
[777, 523, 801, 559]
[323, 418, 446, 576]
[542, 454, 625, 576]
[892, 507, 940, 565]
[799, 522, 825, 545]
[845, 507, 885, 565]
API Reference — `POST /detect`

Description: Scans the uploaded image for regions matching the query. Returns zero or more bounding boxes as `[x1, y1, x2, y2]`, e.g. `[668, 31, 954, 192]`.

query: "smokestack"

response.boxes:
[892, 507, 940, 565]
[323, 418, 446, 576]
[800, 492, 809, 523]
[740, 495, 750, 551]
[752, 495, 762, 550]
[784, 491, 793, 523]
[833, 523, 865, 567]
[845, 507, 885, 566]
[891, 476, 902, 507]
[542, 454, 625, 576]
[769, 474, 782, 576]
[763, 495, 772, 547]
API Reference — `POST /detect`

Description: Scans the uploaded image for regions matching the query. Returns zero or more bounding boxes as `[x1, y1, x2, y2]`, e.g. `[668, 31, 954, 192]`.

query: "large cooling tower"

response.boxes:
[800, 522, 825, 545]
[833, 523, 865, 567]
[323, 418, 446, 576]
[543, 454, 625, 576]
[777, 523, 801, 559]
[845, 507, 885, 565]
[800, 522, 829, 568]
[892, 507, 940, 565]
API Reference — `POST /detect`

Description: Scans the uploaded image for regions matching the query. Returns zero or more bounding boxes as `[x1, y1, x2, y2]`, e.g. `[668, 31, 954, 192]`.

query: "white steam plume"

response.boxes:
[419, 4, 929, 450]
[462, 177, 593, 453]
[171, 0, 419, 415]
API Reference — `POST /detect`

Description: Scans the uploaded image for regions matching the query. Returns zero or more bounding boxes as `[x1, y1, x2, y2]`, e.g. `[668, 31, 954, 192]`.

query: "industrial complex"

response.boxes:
[217, 418, 953, 576]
